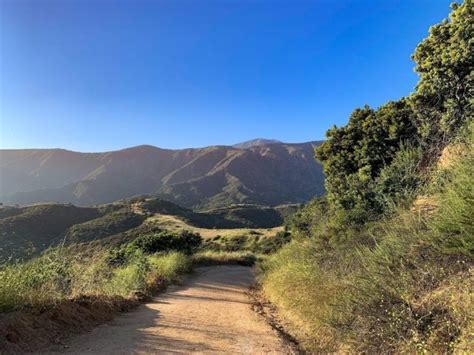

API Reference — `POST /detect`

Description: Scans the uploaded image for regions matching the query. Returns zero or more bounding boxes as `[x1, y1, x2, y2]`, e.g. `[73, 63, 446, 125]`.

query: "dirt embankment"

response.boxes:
[0, 296, 139, 353]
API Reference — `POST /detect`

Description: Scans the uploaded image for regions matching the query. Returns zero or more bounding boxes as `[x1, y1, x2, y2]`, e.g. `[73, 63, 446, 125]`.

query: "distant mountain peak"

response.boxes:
[233, 138, 282, 149]
[0, 140, 325, 209]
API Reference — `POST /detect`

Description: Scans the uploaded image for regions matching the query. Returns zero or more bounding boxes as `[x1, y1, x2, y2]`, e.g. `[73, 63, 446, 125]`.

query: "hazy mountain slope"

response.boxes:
[233, 138, 282, 149]
[157, 143, 325, 209]
[0, 141, 325, 209]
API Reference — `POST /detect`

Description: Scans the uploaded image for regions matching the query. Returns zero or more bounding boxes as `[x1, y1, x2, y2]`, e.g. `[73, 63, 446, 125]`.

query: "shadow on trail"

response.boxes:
[53, 266, 279, 354]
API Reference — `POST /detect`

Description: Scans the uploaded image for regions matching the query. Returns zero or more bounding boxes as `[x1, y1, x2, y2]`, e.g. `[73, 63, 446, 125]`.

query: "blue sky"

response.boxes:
[0, 0, 453, 152]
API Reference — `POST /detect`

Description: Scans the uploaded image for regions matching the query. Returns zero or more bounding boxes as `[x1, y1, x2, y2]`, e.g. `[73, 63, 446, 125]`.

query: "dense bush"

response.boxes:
[315, 100, 417, 216]
[373, 145, 424, 212]
[314, 2, 473, 224]
[129, 230, 202, 254]
[106, 230, 202, 266]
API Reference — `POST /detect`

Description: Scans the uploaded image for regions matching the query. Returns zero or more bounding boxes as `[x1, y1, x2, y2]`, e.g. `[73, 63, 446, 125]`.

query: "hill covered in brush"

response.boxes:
[0, 197, 290, 261]
[0, 141, 324, 209]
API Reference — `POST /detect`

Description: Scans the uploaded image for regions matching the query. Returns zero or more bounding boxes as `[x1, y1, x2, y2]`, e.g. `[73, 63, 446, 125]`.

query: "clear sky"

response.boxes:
[0, 0, 453, 152]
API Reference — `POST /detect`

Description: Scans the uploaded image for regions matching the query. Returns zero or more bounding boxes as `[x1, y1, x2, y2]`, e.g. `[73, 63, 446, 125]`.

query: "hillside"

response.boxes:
[0, 197, 288, 260]
[232, 138, 282, 149]
[0, 141, 325, 209]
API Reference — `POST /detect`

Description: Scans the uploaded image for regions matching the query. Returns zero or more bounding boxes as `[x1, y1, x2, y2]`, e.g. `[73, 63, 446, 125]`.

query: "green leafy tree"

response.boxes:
[316, 99, 417, 216]
[411, 1, 473, 146]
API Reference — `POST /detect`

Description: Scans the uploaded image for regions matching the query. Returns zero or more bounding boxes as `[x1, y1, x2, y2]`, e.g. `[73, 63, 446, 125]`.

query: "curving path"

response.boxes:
[52, 266, 294, 354]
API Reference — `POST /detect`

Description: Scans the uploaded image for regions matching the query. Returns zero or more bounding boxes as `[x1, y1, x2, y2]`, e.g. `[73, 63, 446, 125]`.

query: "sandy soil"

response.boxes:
[50, 266, 294, 354]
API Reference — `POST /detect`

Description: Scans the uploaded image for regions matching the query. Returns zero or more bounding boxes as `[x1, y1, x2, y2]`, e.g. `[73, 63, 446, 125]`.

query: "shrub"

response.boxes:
[106, 230, 202, 265]
[105, 251, 150, 297]
[129, 230, 202, 255]
[148, 252, 191, 283]
[374, 145, 424, 212]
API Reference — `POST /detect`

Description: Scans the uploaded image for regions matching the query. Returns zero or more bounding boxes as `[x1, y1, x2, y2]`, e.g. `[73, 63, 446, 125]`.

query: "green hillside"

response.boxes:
[0, 198, 288, 261]
[64, 210, 147, 244]
[0, 204, 100, 260]
[260, 2, 473, 353]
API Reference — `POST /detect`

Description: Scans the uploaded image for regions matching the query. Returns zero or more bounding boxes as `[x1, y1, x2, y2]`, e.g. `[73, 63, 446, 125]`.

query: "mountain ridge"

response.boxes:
[0, 140, 325, 209]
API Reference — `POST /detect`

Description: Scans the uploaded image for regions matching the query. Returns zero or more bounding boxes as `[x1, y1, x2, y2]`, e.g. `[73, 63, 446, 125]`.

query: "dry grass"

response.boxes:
[192, 251, 257, 266]
[146, 214, 283, 239]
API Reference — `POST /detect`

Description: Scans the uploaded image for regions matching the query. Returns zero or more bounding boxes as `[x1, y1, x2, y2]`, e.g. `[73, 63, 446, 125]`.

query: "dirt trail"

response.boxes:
[51, 266, 294, 354]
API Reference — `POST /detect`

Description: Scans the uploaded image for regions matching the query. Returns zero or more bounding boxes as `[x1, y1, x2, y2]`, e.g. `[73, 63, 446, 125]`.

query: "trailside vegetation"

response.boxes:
[261, 2, 473, 353]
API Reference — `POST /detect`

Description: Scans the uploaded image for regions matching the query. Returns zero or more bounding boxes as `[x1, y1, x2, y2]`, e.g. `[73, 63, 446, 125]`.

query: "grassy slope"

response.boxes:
[146, 214, 283, 240]
[260, 137, 474, 353]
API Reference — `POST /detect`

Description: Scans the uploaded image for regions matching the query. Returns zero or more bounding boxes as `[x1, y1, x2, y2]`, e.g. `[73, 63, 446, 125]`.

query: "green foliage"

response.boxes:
[0, 248, 191, 312]
[373, 145, 424, 212]
[261, 2, 474, 353]
[316, 100, 417, 217]
[286, 197, 330, 237]
[315, 2, 473, 223]
[105, 251, 151, 297]
[0, 249, 74, 312]
[148, 252, 191, 282]
[261, 130, 474, 352]
[129, 230, 202, 255]
[106, 230, 202, 266]
[411, 0, 474, 145]
[65, 210, 146, 243]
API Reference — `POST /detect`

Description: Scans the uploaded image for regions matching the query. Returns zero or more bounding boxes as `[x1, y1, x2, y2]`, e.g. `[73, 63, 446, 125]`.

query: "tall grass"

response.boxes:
[261, 240, 342, 352]
[430, 132, 474, 257]
[260, 131, 474, 353]
[0, 248, 191, 312]
[192, 250, 257, 266]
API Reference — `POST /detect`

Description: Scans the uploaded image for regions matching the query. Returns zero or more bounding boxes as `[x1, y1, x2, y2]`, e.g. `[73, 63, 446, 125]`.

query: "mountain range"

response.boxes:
[0, 139, 325, 209]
